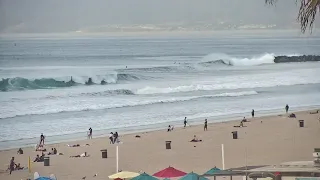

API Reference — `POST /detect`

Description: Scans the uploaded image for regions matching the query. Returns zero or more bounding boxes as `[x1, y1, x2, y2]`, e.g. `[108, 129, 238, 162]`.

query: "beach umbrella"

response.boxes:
[203, 167, 221, 175]
[153, 166, 187, 178]
[179, 172, 208, 180]
[132, 173, 159, 180]
[109, 171, 140, 179]
[35, 178, 52, 180]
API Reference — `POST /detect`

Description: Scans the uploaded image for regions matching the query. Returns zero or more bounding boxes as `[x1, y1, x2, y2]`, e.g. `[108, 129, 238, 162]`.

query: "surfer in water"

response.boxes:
[85, 78, 93, 85]
[101, 79, 106, 85]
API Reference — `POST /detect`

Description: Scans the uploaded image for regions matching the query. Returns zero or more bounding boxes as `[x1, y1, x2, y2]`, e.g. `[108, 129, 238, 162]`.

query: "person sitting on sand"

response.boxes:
[70, 152, 89, 158]
[190, 135, 202, 142]
[67, 144, 80, 147]
[14, 163, 24, 170]
[48, 148, 58, 155]
[35, 144, 46, 152]
[17, 148, 23, 154]
[242, 117, 247, 122]
[240, 120, 244, 127]
[34, 154, 43, 162]
[288, 113, 296, 118]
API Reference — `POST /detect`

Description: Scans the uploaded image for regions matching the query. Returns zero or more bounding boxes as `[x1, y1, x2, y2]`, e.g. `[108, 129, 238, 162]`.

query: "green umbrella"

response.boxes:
[132, 173, 159, 180]
[178, 172, 208, 180]
[203, 167, 221, 175]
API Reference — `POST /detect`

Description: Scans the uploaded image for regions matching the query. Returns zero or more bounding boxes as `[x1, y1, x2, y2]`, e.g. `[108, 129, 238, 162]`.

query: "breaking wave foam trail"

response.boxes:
[1, 91, 258, 119]
[0, 73, 140, 92]
[201, 53, 302, 66]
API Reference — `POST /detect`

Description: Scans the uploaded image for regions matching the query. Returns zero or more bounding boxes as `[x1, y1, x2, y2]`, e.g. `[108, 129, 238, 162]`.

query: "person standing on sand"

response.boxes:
[88, 127, 92, 139]
[252, 109, 255, 118]
[285, 104, 289, 113]
[40, 133, 45, 145]
[204, 119, 208, 131]
[184, 117, 187, 128]
[9, 157, 14, 175]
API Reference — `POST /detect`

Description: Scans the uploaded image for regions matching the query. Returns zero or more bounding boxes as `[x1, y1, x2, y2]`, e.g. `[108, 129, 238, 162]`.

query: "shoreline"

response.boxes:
[1, 105, 319, 151]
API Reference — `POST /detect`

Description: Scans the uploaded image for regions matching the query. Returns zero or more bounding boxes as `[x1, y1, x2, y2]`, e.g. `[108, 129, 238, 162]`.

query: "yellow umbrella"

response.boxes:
[109, 171, 140, 179]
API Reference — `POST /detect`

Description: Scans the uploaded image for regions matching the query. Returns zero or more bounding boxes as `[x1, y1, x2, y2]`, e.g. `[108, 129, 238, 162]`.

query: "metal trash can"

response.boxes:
[44, 157, 50, 166]
[101, 149, 108, 158]
[299, 120, 304, 127]
[165, 141, 171, 149]
[232, 131, 238, 139]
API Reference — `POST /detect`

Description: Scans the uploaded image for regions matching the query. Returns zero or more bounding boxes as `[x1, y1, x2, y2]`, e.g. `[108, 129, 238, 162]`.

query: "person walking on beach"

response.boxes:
[204, 119, 208, 131]
[40, 133, 45, 145]
[9, 157, 14, 175]
[285, 104, 289, 113]
[109, 132, 114, 144]
[184, 117, 187, 128]
[251, 109, 255, 118]
[88, 127, 92, 139]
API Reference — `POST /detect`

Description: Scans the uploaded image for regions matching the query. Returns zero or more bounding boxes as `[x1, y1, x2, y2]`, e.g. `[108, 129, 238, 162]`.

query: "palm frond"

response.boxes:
[265, 0, 320, 33]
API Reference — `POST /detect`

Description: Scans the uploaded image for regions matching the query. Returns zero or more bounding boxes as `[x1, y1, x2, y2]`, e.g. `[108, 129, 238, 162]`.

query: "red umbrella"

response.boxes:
[153, 166, 187, 178]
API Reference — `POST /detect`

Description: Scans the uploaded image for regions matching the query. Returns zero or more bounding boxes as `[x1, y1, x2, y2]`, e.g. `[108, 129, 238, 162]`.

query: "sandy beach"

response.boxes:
[0, 110, 319, 180]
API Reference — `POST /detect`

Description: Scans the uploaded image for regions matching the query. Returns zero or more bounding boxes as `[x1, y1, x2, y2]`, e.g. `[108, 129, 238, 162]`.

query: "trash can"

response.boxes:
[232, 131, 238, 139]
[44, 157, 50, 166]
[165, 141, 171, 149]
[299, 120, 304, 127]
[101, 149, 108, 158]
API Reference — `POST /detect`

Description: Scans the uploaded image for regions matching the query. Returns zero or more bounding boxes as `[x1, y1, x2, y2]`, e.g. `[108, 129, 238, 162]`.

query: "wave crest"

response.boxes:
[1, 90, 258, 119]
[0, 73, 140, 91]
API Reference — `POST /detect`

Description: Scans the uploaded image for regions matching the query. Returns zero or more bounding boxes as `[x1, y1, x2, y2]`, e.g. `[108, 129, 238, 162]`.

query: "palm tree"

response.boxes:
[265, 0, 320, 33]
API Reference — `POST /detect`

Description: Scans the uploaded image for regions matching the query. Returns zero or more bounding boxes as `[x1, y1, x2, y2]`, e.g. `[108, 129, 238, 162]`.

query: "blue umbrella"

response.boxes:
[132, 173, 159, 180]
[36, 177, 52, 180]
[179, 172, 208, 180]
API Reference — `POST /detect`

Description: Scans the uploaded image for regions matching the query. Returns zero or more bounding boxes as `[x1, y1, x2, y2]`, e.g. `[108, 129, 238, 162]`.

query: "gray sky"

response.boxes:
[0, 0, 315, 33]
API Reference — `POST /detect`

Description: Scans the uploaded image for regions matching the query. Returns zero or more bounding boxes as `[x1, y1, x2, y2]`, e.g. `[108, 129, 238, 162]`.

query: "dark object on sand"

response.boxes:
[310, 110, 319, 114]
[299, 120, 304, 128]
[232, 131, 238, 139]
[44, 157, 50, 166]
[165, 141, 171, 149]
[289, 113, 296, 118]
[135, 135, 141, 138]
[100, 149, 108, 158]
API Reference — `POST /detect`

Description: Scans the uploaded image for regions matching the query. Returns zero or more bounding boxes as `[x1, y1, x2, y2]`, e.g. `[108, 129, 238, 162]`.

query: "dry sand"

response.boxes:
[0, 110, 319, 180]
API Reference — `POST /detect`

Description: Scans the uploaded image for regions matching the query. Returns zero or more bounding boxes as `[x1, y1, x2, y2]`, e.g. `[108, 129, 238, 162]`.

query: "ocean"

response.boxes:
[0, 30, 320, 149]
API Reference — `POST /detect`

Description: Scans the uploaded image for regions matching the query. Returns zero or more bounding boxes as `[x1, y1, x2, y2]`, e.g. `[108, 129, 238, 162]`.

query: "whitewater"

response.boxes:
[0, 31, 320, 149]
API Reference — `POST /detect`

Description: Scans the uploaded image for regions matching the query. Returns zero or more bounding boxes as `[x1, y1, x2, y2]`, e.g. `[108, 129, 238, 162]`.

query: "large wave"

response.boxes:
[0, 73, 140, 92]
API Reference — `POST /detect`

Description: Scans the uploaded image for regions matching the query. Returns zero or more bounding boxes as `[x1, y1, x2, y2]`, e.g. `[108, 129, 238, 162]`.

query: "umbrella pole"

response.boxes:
[116, 145, 119, 172]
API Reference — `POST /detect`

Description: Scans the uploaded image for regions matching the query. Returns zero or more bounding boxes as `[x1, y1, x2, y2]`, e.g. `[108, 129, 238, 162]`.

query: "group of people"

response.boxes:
[109, 132, 119, 144]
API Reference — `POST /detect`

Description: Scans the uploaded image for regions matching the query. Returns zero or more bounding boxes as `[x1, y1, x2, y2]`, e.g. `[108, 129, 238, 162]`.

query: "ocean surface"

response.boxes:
[1, 30, 320, 149]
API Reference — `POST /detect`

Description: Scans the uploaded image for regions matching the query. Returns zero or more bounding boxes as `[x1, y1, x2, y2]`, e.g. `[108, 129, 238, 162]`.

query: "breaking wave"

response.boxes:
[200, 53, 305, 66]
[1, 90, 258, 119]
[0, 73, 140, 92]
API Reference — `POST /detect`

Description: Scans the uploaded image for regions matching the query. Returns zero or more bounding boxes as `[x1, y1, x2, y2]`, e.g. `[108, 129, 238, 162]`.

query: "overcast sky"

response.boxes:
[0, 0, 317, 33]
